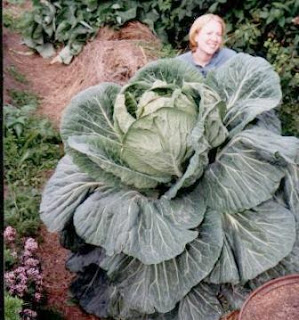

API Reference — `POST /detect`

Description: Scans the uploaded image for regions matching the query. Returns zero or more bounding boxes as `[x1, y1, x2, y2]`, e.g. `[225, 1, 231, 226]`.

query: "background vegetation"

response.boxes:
[4, 69, 63, 319]
[20, 0, 299, 136]
[4, 91, 62, 237]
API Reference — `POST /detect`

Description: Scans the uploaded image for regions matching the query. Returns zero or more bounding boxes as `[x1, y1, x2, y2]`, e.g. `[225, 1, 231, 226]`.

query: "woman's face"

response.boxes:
[195, 20, 223, 55]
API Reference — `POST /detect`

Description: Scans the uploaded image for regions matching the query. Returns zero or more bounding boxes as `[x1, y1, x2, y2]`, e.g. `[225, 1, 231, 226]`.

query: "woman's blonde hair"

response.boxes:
[189, 14, 226, 52]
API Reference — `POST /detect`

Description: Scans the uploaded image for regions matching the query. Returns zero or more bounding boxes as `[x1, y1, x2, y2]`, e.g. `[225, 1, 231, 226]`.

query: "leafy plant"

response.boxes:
[40, 54, 299, 319]
[4, 291, 23, 320]
[4, 103, 62, 186]
[4, 101, 62, 237]
[5, 189, 41, 238]
[8, 90, 39, 109]
[5, 246, 18, 270]
[6, 66, 29, 84]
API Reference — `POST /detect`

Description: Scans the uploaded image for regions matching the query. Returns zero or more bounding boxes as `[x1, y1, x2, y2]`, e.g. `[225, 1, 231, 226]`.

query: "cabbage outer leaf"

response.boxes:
[61, 82, 121, 146]
[284, 164, 299, 220]
[73, 186, 206, 264]
[40, 155, 102, 231]
[248, 231, 299, 289]
[68, 134, 170, 188]
[178, 283, 223, 320]
[100, 210, 223, 314]
[201, 128, 299, 213]
[207, 53, 282, 136]
[208, 200, 296, 284]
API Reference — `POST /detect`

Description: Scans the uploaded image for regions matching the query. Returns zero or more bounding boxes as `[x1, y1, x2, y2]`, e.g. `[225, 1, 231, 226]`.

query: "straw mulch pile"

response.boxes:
[4, 21, 161, 127]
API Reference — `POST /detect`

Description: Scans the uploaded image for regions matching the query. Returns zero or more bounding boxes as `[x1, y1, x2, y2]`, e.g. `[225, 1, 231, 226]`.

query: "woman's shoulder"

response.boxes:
[212, 47, 237, 66]
[218, 47, 237, 58]
[176, 51, 193, 62]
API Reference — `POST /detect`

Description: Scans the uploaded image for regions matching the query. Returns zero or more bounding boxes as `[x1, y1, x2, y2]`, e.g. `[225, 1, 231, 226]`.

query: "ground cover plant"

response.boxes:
[4, 82, 63, 319]
[4, 93, 62, 237]
[40, 53, 299, 319]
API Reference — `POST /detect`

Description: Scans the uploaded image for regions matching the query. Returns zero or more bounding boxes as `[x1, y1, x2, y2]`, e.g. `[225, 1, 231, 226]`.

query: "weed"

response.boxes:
[8, 89, 39, 107]
[7, 65, 29, 84]
[4, 99, 62, 237]
[5, 188, 41, 237]
[280, 103, 299, 137]
[4, 291, 23, 320]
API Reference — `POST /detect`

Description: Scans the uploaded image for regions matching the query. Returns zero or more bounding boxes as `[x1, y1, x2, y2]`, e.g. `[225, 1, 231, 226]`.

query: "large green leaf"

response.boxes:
[73, 187, 206, 264]
[178, 283, 223, 320]
[66, 247, 105, 273]
[40, 155, 102, 232]
[70, 265, 116, 319]
[196, 83, 228, 148]
[208, 200, 296, 284]
[100, 210, 222, 314]
[68, 134, 169, 189]
[284, 164, 299, 220]
[201, 129, 286, 213]
[69, 260, 179, 320]
[207, 53, 282, 136]
[122, 108, 196, 178]
[61, 82, 121, 145]
[255, 109, 281, 134]
[127, 58, 204, 92]
[248, 230, 299, 289]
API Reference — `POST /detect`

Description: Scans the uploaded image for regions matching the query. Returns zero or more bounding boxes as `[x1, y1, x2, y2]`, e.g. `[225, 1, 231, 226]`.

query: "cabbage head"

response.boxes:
[40, 53, 299, 320]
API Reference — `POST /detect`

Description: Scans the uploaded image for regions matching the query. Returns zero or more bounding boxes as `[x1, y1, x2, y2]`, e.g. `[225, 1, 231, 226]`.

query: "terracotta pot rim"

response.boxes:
[238, 273, 299, 320]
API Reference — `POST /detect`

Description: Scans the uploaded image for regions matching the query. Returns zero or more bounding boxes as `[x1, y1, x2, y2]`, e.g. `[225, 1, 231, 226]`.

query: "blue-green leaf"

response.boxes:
[207, 53, 282, 136]
[208, 200, 296, 283]
[100, 211, 222, 314]
[73, 187, 206, 264]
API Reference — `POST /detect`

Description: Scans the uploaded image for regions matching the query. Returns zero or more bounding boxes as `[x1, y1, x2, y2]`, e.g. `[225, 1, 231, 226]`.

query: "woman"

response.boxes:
[177, 14, 236, 76]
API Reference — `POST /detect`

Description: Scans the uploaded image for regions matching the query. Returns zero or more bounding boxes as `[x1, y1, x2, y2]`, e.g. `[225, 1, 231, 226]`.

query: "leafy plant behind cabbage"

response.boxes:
[40, 53, 299, 320]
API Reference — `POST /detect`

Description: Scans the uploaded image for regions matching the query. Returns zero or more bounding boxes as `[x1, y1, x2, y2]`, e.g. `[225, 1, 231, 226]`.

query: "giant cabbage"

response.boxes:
[40, 53, 299, 320]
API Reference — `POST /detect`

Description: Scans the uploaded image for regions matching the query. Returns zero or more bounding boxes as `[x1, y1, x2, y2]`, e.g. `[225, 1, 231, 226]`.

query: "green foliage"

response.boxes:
[3, 1, 28, 32]
[6, 66, 29, 84]
[4, 292, 23, 320]
[3, 12, 18, 30]
[4, 103, 62, 187]
[5, 188, 41, 237]
[4, 246, 18, 269]
[4, 94, 62, 237]
[8, 89, 39, 108]
[279, 103, 299, 137]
